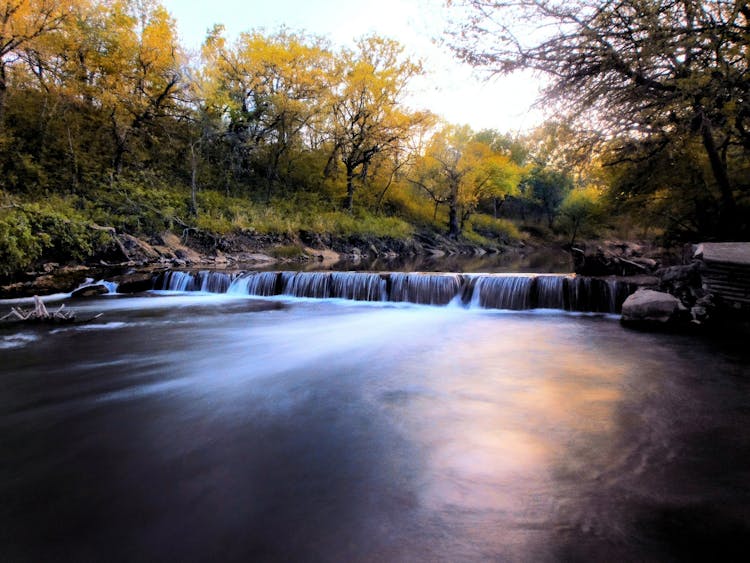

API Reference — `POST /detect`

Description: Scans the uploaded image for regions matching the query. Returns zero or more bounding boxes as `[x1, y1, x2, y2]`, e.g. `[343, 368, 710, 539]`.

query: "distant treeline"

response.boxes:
[1, 1, 746, 277]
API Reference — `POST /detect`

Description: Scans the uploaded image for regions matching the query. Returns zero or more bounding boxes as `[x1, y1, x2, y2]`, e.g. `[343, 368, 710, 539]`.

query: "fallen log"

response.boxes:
[0, 296, 102, 326]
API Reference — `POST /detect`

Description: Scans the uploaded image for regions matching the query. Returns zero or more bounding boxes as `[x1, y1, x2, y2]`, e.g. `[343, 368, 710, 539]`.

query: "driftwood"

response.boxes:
[0, 296, 103, 325]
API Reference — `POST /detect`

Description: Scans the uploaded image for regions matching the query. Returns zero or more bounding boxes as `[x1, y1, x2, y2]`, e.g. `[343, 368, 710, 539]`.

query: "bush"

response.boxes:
[0, 208, 47, 277]
[0, 197, 111, 277]
[469, 214, 523, 241]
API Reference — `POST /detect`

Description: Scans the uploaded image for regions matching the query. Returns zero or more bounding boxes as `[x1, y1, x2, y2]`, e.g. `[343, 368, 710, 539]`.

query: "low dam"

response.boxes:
[154, 270, 636, 313]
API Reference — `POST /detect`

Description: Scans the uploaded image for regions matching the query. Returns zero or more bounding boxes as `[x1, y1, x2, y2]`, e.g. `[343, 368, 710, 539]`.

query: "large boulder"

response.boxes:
[71, 283, 110, 298]
[115, 272, 156, 294]
[621, 289, 684, 325]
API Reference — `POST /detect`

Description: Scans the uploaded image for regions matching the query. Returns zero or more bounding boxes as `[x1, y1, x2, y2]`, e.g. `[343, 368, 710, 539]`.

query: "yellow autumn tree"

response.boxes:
[0, 0, 85, 129]
[60, 0, 184, 175]
[327, 35, 430, 211]
[410, 124, 523, 237]
[201, 26, 334, 201]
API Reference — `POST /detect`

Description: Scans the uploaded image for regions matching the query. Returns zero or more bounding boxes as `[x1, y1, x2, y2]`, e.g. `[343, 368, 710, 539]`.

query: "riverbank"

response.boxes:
[0, 228, 545, 299]
[6, 230, 746, 334]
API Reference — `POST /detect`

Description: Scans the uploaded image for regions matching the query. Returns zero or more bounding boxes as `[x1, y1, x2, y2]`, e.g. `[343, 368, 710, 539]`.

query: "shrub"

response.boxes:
[469, 214, 523, 241]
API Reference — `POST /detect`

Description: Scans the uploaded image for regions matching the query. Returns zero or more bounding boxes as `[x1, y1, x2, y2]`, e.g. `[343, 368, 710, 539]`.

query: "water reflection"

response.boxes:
[1, 295, 749, 561]
[257, 246, 574, 273]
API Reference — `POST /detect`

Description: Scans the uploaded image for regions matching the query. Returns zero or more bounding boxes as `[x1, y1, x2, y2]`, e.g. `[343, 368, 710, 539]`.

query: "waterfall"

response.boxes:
[535, 276, 565, 309]
[160, 271, 196, 292]
[197, 271, 235, 293]
[470, 275, 533, 310]
[228, 272, 280, 296]
[282, 272, 331, 298]
[330, 272, 387, 301]
[390, 273, 462, 305]
[149, 270, 635, 313]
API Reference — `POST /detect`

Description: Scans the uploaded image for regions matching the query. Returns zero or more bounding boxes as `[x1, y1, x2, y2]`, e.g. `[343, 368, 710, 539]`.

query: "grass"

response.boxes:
[469, 214, 523, 242]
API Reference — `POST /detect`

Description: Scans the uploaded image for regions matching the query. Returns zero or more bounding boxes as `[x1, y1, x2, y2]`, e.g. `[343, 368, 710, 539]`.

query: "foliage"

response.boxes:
[521, 167, 574, 229]
[327, 35, 433, 211]
[408, 124, 523, 237]
[0, 195, 111, 276]
[446, 0, 750, 238]
[469, 214, 522, 242]
[0, 0, 656, 280]
[558, 187, 604, 247]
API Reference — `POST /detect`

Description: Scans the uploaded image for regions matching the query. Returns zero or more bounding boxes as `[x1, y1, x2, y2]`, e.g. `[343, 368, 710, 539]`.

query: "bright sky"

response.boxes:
[160, 0, 545, 133]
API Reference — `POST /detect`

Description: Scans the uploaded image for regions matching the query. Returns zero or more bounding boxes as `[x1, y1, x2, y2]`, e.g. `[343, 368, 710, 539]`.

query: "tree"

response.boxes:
[446, 0, 750, 236]
[558, 186, 603, 247]
[61, 0, 185, 176]
[522, 166, 574, 229]
[0, 0, 80, 130]
[327, 35, 428, 211]
[201, 26, 334, 202]
[410, 124, 522, 237]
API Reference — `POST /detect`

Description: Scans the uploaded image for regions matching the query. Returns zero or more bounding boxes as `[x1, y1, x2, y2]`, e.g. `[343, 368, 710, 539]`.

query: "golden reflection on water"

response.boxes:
[384, 317, 628, 520]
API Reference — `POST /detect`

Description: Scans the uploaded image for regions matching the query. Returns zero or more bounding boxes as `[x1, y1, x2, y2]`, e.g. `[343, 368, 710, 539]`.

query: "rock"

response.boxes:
[691, 305, 708, 322]
[71, 283, 110, 298]
[117, 233, 161, 262]
[656, 262, 700, 284]
[621, 289, 683, 325]
[115, 272, 155, 294]
[573, 241, 662, 276]
[630, 257, 658, 269]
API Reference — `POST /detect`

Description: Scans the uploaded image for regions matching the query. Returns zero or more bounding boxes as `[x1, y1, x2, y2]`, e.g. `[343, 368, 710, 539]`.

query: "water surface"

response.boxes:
[1, 294, 749, 561]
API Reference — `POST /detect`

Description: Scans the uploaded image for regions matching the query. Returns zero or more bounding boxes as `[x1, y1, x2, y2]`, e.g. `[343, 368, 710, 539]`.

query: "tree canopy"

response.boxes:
[446, 0, 750, 237]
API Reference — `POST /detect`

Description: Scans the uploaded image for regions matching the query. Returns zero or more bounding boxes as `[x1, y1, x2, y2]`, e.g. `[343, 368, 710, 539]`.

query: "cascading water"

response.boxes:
[159, 271, 196, 292]
[197, 271, 236, 293]
[536, 276, 565, 309]
[282, 272, 331, 298]
[330, 272, 387, 301]
[153, 270, 636, 313]
[228, 272, 280, 296]
[470, 275, 533, 310]
[390, 273, 462, 305]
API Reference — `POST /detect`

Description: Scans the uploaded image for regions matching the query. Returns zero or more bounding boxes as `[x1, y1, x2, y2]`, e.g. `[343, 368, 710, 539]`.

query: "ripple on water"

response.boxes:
[0, 333, 39, 350]
[49, 322, 131, 334]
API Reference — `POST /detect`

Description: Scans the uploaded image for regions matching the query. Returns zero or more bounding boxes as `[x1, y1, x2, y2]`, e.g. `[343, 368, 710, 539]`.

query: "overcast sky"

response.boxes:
[160, 0, 544, 133]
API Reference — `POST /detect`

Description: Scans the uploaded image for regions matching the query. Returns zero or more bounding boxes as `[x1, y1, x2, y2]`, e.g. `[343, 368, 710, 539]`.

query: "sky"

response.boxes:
[160, 0, 545, 134]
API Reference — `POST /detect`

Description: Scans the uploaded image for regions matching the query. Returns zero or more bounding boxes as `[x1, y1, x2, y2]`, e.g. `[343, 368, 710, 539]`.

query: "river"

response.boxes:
[1, 291, 749, 561]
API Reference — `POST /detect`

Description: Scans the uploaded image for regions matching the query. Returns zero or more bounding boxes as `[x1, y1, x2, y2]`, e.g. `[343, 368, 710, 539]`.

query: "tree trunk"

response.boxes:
[113, 143, 125, 177]
[66, 124, 79, 192]
[700, 118, 737, 229]
[0, 67, 6, 134]
[189, 142, 198, 216]
[569, 218, 580, 248]
[111, 114, 126, 177]
[264, 150, 281, 205]
[448, 204, 460, 238]
[344, 163, 355, 211]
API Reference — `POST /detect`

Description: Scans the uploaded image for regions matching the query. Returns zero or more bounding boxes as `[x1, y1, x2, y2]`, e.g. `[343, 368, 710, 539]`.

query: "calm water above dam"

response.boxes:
[1, 292, 750, 561]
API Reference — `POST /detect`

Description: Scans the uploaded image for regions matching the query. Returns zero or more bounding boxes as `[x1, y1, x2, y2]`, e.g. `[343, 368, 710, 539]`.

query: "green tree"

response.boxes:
[558, 186, 603, 247]
[522, 167, 574, 229]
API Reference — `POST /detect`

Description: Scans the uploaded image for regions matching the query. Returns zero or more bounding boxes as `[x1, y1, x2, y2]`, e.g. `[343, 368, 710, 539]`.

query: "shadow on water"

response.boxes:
[1, 295, 749, 561]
